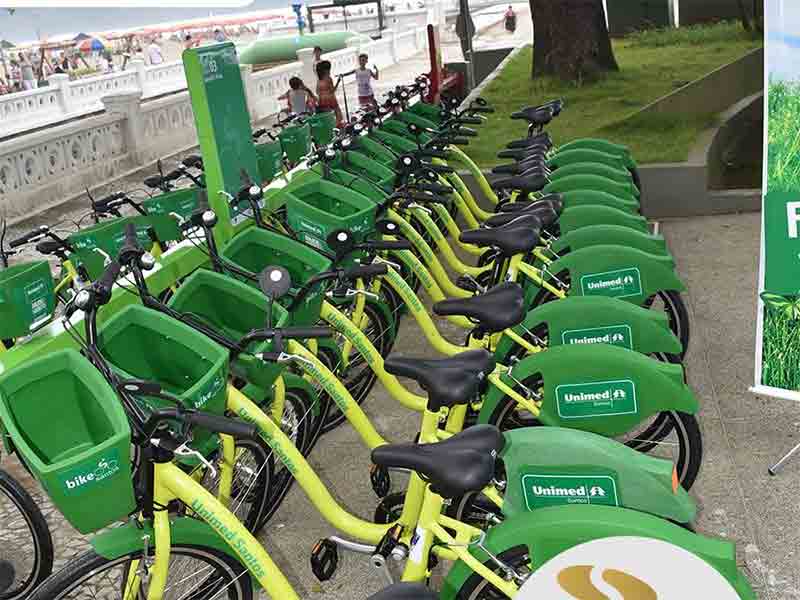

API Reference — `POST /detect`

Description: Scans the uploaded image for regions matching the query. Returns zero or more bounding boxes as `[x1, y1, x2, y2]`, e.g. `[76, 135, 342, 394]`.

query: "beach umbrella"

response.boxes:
[75, 36, 109, 52]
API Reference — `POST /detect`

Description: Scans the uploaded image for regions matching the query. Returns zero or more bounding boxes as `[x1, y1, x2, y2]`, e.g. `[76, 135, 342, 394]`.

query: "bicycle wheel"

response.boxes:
[197, 437, 273, 535]
[487, 379, 703, 490]
[0, 468, 53, 600]
[321, 301, 392, 434]
[29, 545, 252, 600]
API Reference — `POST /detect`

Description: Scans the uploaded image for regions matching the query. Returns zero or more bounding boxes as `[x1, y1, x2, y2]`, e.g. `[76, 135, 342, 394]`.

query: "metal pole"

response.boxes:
[458, 0, 475, 90]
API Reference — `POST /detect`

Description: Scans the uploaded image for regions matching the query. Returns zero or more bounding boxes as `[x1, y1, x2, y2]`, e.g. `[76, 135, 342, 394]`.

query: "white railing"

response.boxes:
[0, 25, 432, 221]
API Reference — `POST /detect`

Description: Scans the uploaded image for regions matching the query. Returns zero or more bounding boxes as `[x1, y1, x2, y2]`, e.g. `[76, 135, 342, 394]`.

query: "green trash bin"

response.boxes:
[221, 227, 332, 326]
[309, 111, 337, 146]
[286, 179, 377, 256]
[279, 123, 312, 164]
[0, 349, 136, 534]
[167, 269, 288, 390]
[256, 139, 284, 183]
[0, 260, 56, 339]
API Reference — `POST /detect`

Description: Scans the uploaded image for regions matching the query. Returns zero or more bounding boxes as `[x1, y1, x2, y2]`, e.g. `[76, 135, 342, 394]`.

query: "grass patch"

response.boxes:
[767, 80, 800, 192]
[761, 310, 800, 390]
[468, 21, 762, 166]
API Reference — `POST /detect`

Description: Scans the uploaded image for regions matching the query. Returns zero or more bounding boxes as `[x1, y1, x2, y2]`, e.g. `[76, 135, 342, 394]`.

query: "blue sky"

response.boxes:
[768, 0, 800, 82]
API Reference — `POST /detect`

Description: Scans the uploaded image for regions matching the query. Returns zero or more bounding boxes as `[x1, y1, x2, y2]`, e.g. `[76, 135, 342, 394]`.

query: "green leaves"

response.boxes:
[761, 291, 800, 320]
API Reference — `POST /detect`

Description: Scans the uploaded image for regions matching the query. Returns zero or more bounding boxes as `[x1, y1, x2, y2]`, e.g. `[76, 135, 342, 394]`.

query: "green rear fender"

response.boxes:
[558, 205, 650, 234]
[544, 174, 639, 203]
[549, 162, 633, 186]
[547, 147, 626, 171]
[547, 244, 686, 306]
[494, 295, 682, 360]
[559, 189, 640, 213]
[556, 138, 633, 162]
[439, 505, 751, 600]
[500, 426, 696, 523]
[479, 343, 698, 437]
[550, 225, 673, 263]
[92, 517, 238, 564]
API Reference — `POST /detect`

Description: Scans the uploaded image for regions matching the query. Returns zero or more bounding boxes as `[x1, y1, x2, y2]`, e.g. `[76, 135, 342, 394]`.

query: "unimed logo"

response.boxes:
[580, 268, 642, 299]
[555, 379, 637, 419]
[522, 474, 619, 510]
[562, 325, 633, 350]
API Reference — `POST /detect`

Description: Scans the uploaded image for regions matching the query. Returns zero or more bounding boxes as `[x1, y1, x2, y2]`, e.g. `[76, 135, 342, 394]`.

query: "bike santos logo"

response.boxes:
[580, 268, 642, 299]
[562, 325, 633, 350]
[195, 375, 224, 409]
[522, 474, 619, 510]
[556, 379, 637, 419]
[516, 537, 742, 599]
[61, 451, 122, 496]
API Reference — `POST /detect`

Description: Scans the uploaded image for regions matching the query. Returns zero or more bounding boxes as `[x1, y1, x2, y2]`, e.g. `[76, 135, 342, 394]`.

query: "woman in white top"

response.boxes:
[355, 53, 378, 108]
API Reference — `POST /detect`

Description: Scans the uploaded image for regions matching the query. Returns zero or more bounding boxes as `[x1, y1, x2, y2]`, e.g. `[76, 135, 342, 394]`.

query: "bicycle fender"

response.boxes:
[558, 189, 640, 213]
[544, 173, 639, 202]
[558, 205, 650, 234]
[439, 505, 749, 600]
[549, 244, 686, 305]
[550, 225, 673, 263]
[500, 426, 696, 522]
[548, 147, 626, 171]
[556, 138, 633, 163]
[549, 162, 633, 186]
[494, 296, 682, 360]
[91, 517, 236, 562]
[479, 344, 699, 437]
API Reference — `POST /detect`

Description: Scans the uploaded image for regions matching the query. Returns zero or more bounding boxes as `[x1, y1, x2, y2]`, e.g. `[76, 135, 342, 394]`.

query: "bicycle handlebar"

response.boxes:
[9, 226, 47, 248]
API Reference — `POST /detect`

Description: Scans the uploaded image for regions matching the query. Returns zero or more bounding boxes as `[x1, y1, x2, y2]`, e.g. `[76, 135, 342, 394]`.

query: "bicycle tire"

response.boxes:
[28, 545, 252, 600]
[453, 545, 530, 600]
[0, 468, 53, 600]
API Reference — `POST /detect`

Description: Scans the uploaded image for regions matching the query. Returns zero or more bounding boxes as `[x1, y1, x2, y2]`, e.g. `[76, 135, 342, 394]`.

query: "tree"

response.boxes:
[530, 0, 618, 83]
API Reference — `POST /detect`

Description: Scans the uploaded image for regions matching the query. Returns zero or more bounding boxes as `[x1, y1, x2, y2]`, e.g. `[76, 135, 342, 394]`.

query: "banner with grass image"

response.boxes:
[755, 1, 800, 398]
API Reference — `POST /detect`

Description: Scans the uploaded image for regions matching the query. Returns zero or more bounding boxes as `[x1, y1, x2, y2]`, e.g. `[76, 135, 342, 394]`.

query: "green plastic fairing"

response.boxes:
[500, 426, 696, 523]
[558, 189, 640, 213]
[558, 205, 650, 234]
[440, 505, 753, 600]
[480, 343, 698, 436]
[550, 225, 673, 263]
[549, 162, 633, 186]
[494, 296, 682, 362]
[544, 174, 639, 203]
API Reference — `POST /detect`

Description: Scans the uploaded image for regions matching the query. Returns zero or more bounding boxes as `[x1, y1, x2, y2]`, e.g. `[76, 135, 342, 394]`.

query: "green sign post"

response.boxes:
[183, 42, 261, 245]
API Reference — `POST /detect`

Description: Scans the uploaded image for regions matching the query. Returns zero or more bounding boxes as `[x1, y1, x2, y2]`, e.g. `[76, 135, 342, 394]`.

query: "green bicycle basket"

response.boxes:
[221, 227, 331, 326]
[256, 140, 284, 183]
[371, 129, 418, 154]
[331, 151, 396, 193]
[98, 305, 229, 416]
[309, 111, 337, 146]
[167, 269, 289, 390]
[285, 179, 377, 256]
[408, 102, 443, 123]
[142, 187, 200, 224]
[279, 122, 312, 164]
[0, 260, 56, 339]
[351, 135, 398, 167]
[0, 349, 136, 534]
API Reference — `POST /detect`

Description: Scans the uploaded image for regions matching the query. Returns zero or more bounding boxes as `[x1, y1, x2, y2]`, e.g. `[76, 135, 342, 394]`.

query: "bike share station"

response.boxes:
[0, 31, 757, 600]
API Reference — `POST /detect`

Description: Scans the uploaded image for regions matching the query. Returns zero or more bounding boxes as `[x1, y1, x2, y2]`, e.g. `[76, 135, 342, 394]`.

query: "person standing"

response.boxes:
[184, 34, 200, 51]
[147, 38, 164, 65]
[213, 28, 226, 43]
[315, 60, 343, 126]
[504, 5, 516, 33]
[355, 52, 378, 108]
[18, 53, 35, 91]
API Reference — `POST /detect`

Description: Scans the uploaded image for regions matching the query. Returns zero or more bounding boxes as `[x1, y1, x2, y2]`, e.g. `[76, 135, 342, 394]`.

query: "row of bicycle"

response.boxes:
[0, 75, 756, 598]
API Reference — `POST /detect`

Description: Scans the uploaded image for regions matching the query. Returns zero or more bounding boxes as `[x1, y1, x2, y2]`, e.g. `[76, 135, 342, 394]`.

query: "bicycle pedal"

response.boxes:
[370, 463, 391, 498]
[456, 274, 480, 293]
[310, 538, 339, 582]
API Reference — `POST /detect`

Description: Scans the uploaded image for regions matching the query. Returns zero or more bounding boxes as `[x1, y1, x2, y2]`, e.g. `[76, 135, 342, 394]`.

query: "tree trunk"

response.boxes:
[530, 0, 618, 82]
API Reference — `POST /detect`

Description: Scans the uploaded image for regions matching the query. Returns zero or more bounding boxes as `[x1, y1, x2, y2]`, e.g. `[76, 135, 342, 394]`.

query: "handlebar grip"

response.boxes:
[407, 182, 453, 195]
[143, 175, 163, 189]
[9, 227, 45, 248]
[252, 128, 268, 138]
[417, 149, 447, 160]
[184, 411, 258, 440]
[342, 263, 389, 280]
[446, 137, 469, 146]
[424, 163, 455, 174]
[97, 261, 121, 298]
[363, 240, 413, 251]
[470, 106, 494, 114]
[124, 223, 138, 247]
[281, 326, 334, 340]
[182, 155, 203, 169]
[165, 169, 183, 181]
[455, 127, 477, 138]
[457, 116, 483, 125]
[408, 191, 451, 205]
